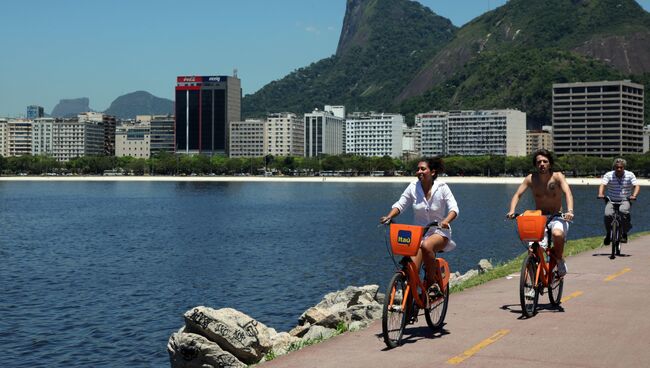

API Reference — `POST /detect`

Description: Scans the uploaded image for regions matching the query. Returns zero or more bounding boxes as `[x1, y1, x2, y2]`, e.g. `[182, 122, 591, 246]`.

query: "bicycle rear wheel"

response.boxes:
[424, 281, 449, 331]
[382, 272, 408, 348]
[519, 254, 539, 318]
[548, 263, 564, 306]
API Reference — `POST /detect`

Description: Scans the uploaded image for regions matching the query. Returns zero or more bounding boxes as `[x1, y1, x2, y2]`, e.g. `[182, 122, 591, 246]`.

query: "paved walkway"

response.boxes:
[263, 235, 650, 368]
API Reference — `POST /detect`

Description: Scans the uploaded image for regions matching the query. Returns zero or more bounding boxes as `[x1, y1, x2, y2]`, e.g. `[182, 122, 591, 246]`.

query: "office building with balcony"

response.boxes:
[175, 75, 241, 155]
[446, 110, 526, 156]
[417, 111, 448, 157]
[345, 112, 404, 157]
[552, 80, 644, 156]
[32, 118, 55, 156]
[304, 106, 346, 157]
[51, 118, 104, 161]
[2, 119, 33, 157]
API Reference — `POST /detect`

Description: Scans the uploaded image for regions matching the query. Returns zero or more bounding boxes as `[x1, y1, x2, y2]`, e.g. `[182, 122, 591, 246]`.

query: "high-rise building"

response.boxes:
[175, 75, 241, 155]
[266, 112, 304, 157]
[446, 110, 526, 156]
[115, 122, 150, 159]
[526, 125, 553, 154]
[417, 111, 448, 157]
[26, 105, 44, 119]
[78, 112, 116, 156]
[229, 119, 266, 158]
[304, 106, 345, 157]
[149, 115, 175, 154]
[552, 80, 644, 156]
[345, 112, 404, 157]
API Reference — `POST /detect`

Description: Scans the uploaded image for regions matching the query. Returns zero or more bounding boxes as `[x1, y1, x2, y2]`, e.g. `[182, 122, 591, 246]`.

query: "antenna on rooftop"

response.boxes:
[233, 68, 238, 78]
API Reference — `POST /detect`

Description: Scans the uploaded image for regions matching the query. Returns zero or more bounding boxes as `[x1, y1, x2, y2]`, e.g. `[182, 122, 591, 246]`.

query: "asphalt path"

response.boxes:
[263, 235, 650, 368]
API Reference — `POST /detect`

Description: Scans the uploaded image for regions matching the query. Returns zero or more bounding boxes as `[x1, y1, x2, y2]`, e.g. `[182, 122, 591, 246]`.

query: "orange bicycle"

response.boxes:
[381, 221, 451, 348]
[513, 211, 565, 318]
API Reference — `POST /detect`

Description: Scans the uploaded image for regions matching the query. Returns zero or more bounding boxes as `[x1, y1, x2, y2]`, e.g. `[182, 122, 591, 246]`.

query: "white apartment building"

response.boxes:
[52, 119, 104, 161]
[115, 123, 151, 159]
[229, 119, 266, 158]
[266, 112, 304, 157]
[79, 112, 116, 156]
[552, 80, 644, 156]
[0, 119, 7, 157]
[345, 112, 404, 157]
[417, 111, 447, 157]
[446, 110, 526, 156]
[32, 118, 55, 156]
[643, 125, 650, 153]
[402, 123, 421, 159]
[526, 125, 553, 154]
[2, 119, 33, 157]
[304, 106, 346, 157]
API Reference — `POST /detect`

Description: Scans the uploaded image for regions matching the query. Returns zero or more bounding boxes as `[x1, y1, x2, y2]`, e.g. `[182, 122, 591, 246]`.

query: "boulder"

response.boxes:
[477, 259, 493, 273]
[268, 331, 302, 356]
[302, 325, 337, 341]
[183, 306, 272, 365]
[298, 285, 381, 329]
[167, 332, 245, 368]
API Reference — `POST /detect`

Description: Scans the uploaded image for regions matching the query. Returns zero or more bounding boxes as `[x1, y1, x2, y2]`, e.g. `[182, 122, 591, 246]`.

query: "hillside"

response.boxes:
[50, 97, 91, 118]
[103, 91, 173, 119]
[242, 0, 650, 127]
[242, 0, 456, 117]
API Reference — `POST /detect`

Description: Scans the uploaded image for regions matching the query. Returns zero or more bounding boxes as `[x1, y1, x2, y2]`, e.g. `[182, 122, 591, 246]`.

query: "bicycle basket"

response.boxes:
[516, 210, 546, 241]
[389, 224, 425, 256]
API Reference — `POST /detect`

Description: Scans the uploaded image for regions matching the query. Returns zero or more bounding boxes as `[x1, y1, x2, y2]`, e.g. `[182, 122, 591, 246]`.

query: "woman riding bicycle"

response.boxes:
[380, 157, 459, 298]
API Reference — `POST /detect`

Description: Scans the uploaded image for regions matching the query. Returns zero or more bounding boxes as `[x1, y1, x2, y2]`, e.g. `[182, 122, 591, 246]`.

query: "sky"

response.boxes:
[1, 0, 649, 117]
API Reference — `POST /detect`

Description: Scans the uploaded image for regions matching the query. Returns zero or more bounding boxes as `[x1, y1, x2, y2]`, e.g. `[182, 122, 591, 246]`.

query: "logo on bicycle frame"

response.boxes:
[397, 230, 412, 245]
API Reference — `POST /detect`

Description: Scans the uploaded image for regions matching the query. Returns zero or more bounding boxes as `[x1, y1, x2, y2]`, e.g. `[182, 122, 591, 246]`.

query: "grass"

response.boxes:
[450, 231, 650, 293]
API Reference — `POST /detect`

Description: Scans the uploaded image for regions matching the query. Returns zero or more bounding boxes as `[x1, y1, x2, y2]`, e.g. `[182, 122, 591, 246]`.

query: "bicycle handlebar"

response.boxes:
[599, 196, 632, 204]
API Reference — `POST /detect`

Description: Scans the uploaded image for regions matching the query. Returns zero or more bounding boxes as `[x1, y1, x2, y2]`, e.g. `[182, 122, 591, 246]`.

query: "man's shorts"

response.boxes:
[548, 217, 569, 238]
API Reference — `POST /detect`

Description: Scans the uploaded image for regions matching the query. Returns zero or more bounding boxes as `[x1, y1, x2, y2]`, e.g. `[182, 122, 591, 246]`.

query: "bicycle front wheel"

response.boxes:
[520, 254, 539, 318]
[548, 262, 564, 306]
[611, 221, 619, 259]
[424, 282, 449, 331]
[382, 272, 408, 348]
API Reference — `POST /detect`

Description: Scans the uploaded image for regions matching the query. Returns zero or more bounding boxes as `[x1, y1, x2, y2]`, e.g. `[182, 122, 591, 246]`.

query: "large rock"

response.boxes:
[268, 331, 301, 356]
[298, 285, 381, 328]
[183, 307, 272, 365]
[167, 332, 245, 368]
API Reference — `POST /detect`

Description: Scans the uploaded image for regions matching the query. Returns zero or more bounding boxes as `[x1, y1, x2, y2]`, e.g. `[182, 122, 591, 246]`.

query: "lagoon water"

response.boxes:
[1, 180, 647, 366]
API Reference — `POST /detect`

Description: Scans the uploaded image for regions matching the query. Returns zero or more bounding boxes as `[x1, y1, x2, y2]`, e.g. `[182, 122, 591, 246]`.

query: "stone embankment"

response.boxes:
[167, 259, 493, 367]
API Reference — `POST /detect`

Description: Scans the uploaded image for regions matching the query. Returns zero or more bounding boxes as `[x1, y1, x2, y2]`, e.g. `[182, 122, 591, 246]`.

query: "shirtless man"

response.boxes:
[507, 149, 574, 276]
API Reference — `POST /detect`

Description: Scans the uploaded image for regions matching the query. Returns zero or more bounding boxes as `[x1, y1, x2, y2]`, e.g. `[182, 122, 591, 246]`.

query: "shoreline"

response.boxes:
[1, 175, 648, 186]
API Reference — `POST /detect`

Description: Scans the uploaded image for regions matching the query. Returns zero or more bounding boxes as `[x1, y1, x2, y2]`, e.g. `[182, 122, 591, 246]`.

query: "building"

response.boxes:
[552, 80, 644, 156]
[175, 75, 241, 155]
[51, 118, 104, 161]
[304, 106, 346, 157]
[266, 112, 304, 157]
[229, 119, 266, 158]
[345, 112, 404, 157]
[149, 115, 175, 154]
[446, 110, 526, 156]
[526, 125, 553, 154]
[0, 119, 7, 156]
[115, 123, 151, 159]
[402, 123, 421, 160]
[78, 112, 116, 156]
[26, 105, 44, 119]
[417, 111, 448, 157]
[2, 119, 33, 157]
[644, 125, 650, 153]
[32, 118, 55, 156]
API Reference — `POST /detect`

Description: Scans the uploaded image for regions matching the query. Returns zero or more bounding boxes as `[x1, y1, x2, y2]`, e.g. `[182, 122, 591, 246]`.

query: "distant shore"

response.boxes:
[3, 175, 649, 186]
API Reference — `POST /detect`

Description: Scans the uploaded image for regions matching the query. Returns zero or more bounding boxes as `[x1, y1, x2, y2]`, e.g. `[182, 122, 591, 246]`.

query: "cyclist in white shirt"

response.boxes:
[598, 158, 640, 244]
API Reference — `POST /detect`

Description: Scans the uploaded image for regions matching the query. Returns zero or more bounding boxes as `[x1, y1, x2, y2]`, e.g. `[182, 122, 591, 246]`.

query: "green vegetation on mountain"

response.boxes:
[242, 0, 650, 127]
[242, 0, 456, 117]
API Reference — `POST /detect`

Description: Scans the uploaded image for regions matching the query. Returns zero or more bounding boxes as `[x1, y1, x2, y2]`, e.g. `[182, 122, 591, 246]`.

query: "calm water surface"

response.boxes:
[1, 181, 647, 367]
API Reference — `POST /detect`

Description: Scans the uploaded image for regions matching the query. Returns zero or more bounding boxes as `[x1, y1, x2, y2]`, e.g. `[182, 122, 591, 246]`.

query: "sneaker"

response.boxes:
[621, 233, 628, 243]
[557, 259, 568, 277]
[603, 235, 611, 245]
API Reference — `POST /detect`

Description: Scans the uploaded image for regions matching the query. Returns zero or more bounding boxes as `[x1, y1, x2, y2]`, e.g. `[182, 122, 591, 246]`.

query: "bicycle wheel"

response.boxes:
[424, 281, 449, 331]
[611, 221, 619, 259]
[382, 272, 408, 348]
[519, 254, 539, 318]
[548, 262, 564, 306]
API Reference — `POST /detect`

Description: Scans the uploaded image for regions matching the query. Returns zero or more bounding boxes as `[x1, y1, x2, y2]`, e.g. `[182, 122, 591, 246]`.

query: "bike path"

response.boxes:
[262, 235, 650, 368]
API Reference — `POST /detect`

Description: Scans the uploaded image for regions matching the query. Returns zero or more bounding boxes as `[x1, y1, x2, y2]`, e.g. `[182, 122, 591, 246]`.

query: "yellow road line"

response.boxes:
[605, 268, 631, 282]
[447, 329, 510, 365]
[561, 290, 583, 303]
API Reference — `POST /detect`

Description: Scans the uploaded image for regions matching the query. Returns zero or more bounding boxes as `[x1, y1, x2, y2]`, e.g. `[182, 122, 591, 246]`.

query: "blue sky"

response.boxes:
[1, 0, 648, 117]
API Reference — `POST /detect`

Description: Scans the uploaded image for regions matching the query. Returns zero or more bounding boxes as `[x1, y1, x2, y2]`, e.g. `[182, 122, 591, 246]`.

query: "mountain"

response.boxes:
[242, 0, 456, 117]
[51, 97, 91, 118]
[103, 91, 173, 119]
[242, 0, 650, 127]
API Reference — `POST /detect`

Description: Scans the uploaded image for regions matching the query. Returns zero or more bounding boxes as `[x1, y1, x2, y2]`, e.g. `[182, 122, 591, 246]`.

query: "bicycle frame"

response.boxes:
[392, 255, 450, 311]
[529, 241, 556, 290]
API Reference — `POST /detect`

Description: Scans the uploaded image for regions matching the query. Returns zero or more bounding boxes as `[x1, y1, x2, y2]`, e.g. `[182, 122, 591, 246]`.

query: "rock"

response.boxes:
[478, 259, 493, 273]
[348, 320, 369, 331]
[269, 331, 301, 356]
[299, 306, 330, 326]
[288, 324, 311, 338]
[183, 306, 272, 365]
[298, 285, 382, 330]
[302, 325, 337, 341]
[167, 332, 246, 368]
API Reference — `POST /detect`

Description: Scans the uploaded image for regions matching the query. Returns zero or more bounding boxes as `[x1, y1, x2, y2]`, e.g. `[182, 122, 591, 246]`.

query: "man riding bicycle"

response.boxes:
[597, 158, 640, 244]
[507, 149, 574, 277]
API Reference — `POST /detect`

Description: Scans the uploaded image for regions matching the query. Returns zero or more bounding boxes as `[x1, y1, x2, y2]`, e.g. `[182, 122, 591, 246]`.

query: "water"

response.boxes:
[0, 180, 647, 367]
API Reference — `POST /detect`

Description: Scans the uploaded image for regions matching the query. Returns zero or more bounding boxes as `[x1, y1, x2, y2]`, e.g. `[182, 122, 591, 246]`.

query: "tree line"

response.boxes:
[2, 152, 650, 177]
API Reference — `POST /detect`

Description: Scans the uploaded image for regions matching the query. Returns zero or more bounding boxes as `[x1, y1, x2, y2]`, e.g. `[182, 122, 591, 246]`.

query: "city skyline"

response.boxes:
[2, 0, 649, 118]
